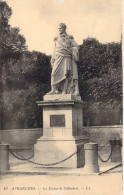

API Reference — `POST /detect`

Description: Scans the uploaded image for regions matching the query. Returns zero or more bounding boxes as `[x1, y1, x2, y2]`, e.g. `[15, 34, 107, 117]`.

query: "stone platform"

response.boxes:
[34, 94, 87, 168]
[43, 94, 81, 101]
[1, 161, 122, 176]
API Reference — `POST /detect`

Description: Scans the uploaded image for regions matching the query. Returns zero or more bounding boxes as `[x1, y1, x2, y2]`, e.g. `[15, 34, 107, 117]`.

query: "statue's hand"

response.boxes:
[51, 58, 54, 68]
[51, 62, 54, 68]
[72, 57, 78, 63]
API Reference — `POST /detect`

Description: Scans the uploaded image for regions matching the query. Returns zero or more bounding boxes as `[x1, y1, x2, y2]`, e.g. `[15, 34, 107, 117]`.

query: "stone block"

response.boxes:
[34, 139, 85, 168]
[43, 94, 81, 101]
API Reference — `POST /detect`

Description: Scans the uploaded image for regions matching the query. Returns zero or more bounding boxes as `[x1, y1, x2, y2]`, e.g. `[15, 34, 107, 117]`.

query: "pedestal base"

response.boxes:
[35, 95, 87, 168]
[34, 137, 85, 168]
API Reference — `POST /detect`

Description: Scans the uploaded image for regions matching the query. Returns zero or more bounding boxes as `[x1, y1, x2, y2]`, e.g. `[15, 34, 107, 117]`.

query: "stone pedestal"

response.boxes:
[34, 94, 87, 168]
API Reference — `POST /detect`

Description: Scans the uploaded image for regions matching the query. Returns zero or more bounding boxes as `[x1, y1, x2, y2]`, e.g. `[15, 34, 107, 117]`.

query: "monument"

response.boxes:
[34, 23, 87, 168]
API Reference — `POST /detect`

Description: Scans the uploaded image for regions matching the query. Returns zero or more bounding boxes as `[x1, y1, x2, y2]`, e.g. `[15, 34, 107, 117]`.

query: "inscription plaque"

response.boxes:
[50, 115, 65, 127]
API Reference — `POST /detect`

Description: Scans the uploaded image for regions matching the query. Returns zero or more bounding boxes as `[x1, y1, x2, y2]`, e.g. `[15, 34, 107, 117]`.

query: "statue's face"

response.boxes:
[58, 26, 65, 34]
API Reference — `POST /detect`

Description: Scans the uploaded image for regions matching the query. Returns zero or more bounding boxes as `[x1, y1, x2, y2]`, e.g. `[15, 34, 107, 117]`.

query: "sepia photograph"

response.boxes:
[0, 0, 123, 195]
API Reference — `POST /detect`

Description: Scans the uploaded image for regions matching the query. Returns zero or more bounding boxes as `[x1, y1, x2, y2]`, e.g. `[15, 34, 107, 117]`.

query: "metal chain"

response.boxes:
[98, 141, 110, 151]
[99, 163, 122, 175]
[98, 147, 113, 163]
[9, 149, 77, 166]
[9, 140, 112, 165]
[9, 150, 34, 160]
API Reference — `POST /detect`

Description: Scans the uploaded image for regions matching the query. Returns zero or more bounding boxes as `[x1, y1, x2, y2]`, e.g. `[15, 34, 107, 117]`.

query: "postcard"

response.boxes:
[0, 0, 123, 195]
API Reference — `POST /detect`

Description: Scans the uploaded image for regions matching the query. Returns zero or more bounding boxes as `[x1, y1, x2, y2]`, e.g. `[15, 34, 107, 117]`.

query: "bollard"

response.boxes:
[84, 143, 99, 173]
[0, 144, 10, 171]
[110, 139, 122, 162]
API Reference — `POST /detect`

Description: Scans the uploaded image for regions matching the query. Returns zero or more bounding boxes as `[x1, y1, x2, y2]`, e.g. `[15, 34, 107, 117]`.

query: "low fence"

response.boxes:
[83, 125, 122, 145]
[0, 128, 43, 149]
[0, 140, 122, 173]
[0, 126, 122, 149]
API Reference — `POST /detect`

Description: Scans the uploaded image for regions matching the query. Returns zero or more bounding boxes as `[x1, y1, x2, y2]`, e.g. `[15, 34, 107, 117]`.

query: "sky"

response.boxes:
[6, 0, 122, 55]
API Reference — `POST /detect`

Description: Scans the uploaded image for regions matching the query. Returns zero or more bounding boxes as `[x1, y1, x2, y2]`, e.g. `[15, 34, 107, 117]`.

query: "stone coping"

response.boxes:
[83, 125, 122, 128]
[0, 128, 43, 131]
[36, 100, 83, 106]
[0, 126, 122, 131]
[0, 144, 9, 149]
[37, 136, 88, 141]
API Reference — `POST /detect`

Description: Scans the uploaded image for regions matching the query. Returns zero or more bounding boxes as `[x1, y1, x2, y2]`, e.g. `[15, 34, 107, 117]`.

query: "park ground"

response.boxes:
[0, 171, 122, 195]
[0, 155, 122, 195]
[0, 126, 123, 195]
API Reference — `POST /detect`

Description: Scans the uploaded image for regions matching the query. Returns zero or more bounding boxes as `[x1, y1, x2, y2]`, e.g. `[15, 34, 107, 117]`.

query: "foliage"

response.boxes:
[0, 1, 51, 129]
[1, 51, 51, 129]
[0, 1, 27, 60]
[78, 38, 122, 108]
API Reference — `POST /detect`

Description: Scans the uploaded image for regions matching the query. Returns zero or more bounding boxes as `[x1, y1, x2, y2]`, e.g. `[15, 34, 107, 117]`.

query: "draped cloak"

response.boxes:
[51, 33, 79, 93]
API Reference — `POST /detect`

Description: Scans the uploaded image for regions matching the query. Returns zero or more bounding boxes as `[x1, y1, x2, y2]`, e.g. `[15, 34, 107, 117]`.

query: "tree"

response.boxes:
[0, 2, 50, 129]
[78, 38, 122, 103]
[78, 38, 122, 125]
[1, 49, 51, 129]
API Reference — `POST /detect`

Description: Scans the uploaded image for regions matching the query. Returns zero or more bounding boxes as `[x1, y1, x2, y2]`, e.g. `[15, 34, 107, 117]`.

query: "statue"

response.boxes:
[48, 23, 80, 95]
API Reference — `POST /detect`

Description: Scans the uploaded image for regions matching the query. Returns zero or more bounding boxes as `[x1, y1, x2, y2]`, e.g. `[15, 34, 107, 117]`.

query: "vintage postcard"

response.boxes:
[0, 0, 123, 195]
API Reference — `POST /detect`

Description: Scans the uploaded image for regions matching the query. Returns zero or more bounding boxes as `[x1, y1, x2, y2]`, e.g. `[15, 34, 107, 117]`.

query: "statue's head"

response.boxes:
[59, 23, 66, 30]
[58, 23, 66, 34]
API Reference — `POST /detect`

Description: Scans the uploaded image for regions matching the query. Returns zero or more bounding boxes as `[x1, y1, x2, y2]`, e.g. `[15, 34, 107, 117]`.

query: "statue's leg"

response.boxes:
[62, 77, 68, 94]
[47, 85, 56, 95]
[55, 84, 61, 94]
[74, 80, 79, 95]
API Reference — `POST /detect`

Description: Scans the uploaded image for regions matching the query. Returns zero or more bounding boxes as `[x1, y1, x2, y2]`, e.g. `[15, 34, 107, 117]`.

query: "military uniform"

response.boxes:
[51, 33, 79, 94]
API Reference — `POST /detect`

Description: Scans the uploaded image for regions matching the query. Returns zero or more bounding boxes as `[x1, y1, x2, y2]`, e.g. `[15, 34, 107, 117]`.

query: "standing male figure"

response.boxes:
[48, 23, 79, 95]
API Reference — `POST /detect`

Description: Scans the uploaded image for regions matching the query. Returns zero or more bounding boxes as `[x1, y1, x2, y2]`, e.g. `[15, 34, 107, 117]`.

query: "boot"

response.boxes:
[62, 77, 68, 94]
[74, 80, 80, 96]
[47, 85, 56, 95]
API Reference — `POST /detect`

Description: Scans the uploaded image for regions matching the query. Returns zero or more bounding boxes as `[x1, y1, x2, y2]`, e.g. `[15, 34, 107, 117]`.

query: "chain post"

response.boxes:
[0, 144, 10, 171]
[110, 139, 122, 162]
[84, 143, 99, 173]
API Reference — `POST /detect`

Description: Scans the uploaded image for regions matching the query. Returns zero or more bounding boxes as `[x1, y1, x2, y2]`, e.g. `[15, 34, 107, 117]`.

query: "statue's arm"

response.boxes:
[51, 52, 55, 67]
[50, 37, 57, 67]
[71, 37, 79, 62]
